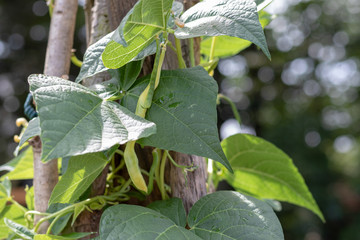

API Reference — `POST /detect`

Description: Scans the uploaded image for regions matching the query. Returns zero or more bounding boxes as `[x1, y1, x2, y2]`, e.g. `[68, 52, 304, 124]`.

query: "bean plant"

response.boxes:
[0, 0, 324, 239]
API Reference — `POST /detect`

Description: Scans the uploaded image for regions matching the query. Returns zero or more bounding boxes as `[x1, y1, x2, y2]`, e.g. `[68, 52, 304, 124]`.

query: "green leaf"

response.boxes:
[147, 198, 186, 227]
[99, 204, 202, 240]
[47, 203, 72, 235]
[1, 147, 33, 180]
[35, 233, 94, 240]
[75, 31, 158, 84]
[75, 31, 113, 83]
[256, 0, 273, 11]
[0, 204, 27, 239]
[4, 218, 34, 240]
[72, 204, 86, 226]
[25, 186, 34, 211]
[122, 67, 231, 172]
[102, 0, 174, 69]
[175, 0, 271, 59]
[188, 191, 284, 240]
[49, 152, 108, 205]
[19, 117, 40, 147]
[221, 134, 325, 222]
[108, 60, 143, 91]
[2, 178, 11, 197]
[200, 11, 272, 58]
[29, 74, 156, 162]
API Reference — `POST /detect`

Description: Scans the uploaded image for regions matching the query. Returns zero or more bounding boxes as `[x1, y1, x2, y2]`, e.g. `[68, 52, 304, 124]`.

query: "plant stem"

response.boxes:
[71, 51, 83, 67]
[148, 149, 160, 195]
[159, 151, 168, 200]
[174, 37, 186, 69]
[209, 37, 217, 76]
[166, 151, 197, 171]
[10, 198, 28, 213]
[218, 94, 242, 126]
[189, 38, 196, 67]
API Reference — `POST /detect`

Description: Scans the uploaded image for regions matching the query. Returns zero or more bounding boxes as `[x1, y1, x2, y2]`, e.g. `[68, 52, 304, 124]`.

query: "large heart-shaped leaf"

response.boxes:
[147, 198, 186, 227]
[221, 134, 325, 221]
[102, 0, 173, 69]
[99, 204, 201, 240]
[29, 74, 156, 162]
[200, 10, 272, 58]
[175, 0, 271, 59]
[188, 191, 284, 240]
[122, 67, 231, 172]
[49, 152, 109, 205]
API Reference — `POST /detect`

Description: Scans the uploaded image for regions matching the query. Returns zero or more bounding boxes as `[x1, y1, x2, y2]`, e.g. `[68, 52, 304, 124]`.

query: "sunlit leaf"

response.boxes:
[49, 152, 108, 205]
[221, 134, 325, 221]
[102, 0, 173, 69]
[175, 0, 271, 59]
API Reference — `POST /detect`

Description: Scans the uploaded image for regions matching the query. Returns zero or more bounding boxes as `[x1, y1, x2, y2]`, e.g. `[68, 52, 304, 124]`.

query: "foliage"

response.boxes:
[0, 0, 325, 239]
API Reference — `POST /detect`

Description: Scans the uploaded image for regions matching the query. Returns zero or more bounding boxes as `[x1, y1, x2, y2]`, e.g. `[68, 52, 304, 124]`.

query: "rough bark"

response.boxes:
[31, 0, 78, 234]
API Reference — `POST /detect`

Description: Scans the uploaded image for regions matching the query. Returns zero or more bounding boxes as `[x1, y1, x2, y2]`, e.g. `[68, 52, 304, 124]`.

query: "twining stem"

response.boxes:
[209, 36, 217, 76]
[166, 151, 197, 171]
[71, 50, 83, 67]
[147, 149, 160, 194]
[217, 94, 242, 126]
[174, 37, 186, 69]
[159, 151, 168, 200]
[10, 198, 28, 213]
[32, 179, 132, 233]
[189, 38, 196, 67]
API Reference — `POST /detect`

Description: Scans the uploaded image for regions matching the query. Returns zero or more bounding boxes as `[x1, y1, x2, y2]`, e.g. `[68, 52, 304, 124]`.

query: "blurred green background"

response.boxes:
[0, 0, 359, 239]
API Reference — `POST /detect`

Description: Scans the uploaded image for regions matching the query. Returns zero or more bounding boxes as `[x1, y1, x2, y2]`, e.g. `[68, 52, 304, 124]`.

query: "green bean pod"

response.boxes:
[124, 141, 148, 192]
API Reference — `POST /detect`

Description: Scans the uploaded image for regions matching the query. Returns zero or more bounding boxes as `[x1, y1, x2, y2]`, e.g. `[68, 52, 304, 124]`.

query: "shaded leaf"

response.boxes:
[102, 0, 173, 69]
[99, 204, 201, 240]
[29, 74, 156, 162]
[175, 0, 271, 59]
[188, 191, 284, 240]
[147, 198, 186, 227]
[49, 152, 108, 205]
[19, 117, 40, 147]
[221, 134, 325, 221]
[122, 67, 231, 171]
[108, 60, 143, 91]
[75, 32, 113, 83]
[47, 203, 72, 235]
